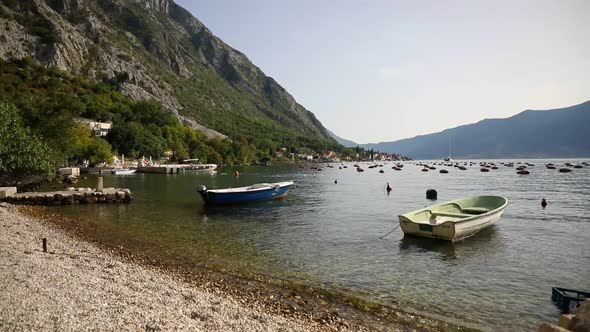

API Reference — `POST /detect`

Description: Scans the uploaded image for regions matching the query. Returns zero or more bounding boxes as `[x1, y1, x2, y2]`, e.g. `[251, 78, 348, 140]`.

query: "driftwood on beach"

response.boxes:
[0, 187, 132, 205]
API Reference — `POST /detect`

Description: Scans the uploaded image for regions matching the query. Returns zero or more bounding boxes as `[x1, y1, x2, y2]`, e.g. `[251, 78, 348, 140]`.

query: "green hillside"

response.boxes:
[0, 0, 339, 151]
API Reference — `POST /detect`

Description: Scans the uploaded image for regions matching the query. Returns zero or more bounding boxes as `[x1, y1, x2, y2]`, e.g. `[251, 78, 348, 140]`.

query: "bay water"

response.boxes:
[53, 160, 590, 331]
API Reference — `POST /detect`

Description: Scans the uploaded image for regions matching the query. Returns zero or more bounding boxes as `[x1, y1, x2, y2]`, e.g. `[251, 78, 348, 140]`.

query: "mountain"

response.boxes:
[362, 101, 590, 159]
[0, 0, 337, 149]
[327, 129, 358, 148]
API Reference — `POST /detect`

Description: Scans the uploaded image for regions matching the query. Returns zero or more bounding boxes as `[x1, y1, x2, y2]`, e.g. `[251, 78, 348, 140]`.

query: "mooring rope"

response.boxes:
[379, 223, 401, 239]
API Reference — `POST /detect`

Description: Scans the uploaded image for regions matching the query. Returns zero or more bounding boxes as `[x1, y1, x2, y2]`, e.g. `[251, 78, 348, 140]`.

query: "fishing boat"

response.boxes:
[398, 196, 508, 241]
[112, 154, 136, 175]
[180, 159, 217, 172]
[112, 168, 136, 175]
[197, 181, 294, 205]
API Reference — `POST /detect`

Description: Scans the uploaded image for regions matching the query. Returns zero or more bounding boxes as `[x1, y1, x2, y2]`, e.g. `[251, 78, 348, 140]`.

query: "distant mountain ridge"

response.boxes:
[361, 101, 590, 159]
[327, 129, 358, 148]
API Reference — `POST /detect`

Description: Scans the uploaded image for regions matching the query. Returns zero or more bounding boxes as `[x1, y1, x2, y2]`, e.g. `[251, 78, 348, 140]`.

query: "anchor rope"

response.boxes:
[379, 223, 401, 239]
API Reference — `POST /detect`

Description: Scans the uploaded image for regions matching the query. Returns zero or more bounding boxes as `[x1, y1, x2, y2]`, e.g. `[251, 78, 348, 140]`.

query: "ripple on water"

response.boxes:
[52, 160, 590, 331]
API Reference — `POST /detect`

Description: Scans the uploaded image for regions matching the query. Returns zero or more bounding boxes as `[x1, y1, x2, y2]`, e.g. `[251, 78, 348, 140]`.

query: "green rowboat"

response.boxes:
[398, 196, 508, 241]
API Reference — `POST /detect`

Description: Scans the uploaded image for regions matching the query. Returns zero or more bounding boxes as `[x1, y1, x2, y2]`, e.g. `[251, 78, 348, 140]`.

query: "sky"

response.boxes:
[175, 0, 590, 144]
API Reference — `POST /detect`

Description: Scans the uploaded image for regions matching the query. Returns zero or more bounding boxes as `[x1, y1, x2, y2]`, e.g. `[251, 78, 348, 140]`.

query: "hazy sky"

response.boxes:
[175, 0, 590, 143]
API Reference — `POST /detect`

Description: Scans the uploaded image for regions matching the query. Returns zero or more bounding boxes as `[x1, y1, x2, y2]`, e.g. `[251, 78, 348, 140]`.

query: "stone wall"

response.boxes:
[0, 188, 132, 205]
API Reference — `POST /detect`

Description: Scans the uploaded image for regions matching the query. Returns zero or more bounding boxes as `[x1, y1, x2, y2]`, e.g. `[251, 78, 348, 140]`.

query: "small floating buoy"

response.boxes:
[517, 170, 530, 175]
[426, 189, 437, 200]
[386, 182, 392, 192]
[334, 179, 338, 184]
[480, 168, 490, 172]
[541, 198, 548, 208]
[559, 168, 572, 173]
[439, 169, 449, 174]
[379, 170, 384, 173]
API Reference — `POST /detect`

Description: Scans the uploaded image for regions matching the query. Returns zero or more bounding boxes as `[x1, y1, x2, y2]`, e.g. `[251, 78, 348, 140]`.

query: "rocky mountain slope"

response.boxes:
[0, 0, 335, 146]
[326, 129, 358, 148]
[362, 101, 590, 159]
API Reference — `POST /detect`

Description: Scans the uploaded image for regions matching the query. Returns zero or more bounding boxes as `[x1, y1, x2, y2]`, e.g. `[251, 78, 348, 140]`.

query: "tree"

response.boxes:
[0, 102, 55, 181]
[70, 124, 113, 166]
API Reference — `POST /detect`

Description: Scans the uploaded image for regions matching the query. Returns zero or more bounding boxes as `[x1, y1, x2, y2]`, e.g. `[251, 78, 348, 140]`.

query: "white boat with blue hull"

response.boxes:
[197, 181, 294, 205]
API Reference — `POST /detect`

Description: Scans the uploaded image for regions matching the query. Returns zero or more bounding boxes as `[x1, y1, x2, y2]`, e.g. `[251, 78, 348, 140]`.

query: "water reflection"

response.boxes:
[399, 227, 500, 261]
[48, 160, 590, 331]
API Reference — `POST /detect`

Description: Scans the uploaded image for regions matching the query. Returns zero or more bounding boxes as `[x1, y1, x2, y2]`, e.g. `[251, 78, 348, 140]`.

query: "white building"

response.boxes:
[77, 119, 112, 137]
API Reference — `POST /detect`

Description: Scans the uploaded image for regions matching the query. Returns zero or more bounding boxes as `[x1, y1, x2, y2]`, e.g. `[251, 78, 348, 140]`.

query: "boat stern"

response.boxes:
[398, 214, 456, 241]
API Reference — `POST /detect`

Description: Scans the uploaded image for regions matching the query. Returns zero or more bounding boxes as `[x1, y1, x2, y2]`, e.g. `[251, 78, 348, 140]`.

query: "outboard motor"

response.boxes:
[197, 185, 207, 193]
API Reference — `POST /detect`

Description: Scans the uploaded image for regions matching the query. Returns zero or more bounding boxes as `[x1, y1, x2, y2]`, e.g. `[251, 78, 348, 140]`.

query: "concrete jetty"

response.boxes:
[81, 164, 216, 175]
[0, 187, 132, 205]
[138, 164, 217, 174]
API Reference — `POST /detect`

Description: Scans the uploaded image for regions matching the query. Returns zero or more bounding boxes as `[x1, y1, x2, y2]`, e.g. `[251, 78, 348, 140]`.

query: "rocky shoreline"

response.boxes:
[0, 204, 476, 331]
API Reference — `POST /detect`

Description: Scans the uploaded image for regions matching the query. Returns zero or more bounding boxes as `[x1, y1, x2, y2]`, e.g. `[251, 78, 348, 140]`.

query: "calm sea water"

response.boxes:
[53, 160, 590, 331]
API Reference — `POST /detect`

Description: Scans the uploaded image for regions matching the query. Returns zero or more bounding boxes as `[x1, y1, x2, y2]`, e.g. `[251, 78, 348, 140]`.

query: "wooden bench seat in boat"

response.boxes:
[461, 207, 490, 215]
[430, 211, 472, 219]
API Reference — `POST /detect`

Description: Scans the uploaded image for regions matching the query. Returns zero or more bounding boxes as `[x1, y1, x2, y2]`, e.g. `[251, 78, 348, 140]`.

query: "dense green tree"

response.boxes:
[107, 122, 167, 159]
[70, 125, 113, 166]
[0, 102, 55, 180]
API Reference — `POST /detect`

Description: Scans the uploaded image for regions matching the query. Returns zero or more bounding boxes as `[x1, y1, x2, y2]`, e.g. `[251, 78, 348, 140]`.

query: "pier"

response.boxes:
[81, 164, 216, 175]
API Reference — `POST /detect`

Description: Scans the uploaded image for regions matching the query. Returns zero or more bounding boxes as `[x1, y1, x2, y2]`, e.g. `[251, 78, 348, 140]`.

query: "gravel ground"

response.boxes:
[0, 203, 327, 331]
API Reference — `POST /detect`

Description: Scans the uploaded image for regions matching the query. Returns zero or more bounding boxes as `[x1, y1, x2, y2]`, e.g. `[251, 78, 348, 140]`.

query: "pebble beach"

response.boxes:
[0, 203, 335, 331]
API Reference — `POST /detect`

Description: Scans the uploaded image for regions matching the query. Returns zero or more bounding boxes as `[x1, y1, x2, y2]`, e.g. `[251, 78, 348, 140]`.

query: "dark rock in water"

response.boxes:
[481, 168, 490, 172]
[559, 168, 572, 173]
[379, 170, 384, 173]
[439, 169, 449, 174]
[516, 166, 527, 170]
[66, 175, 78, 184]
[491, 166, 498, 170]
[516, 170, 530, 175]
[573, 165, 583, 169]
[458, 166, 467, 170]
[426, 189, 437, 200]
[421, 168, 429, 172]
[541, 198, 548, 208]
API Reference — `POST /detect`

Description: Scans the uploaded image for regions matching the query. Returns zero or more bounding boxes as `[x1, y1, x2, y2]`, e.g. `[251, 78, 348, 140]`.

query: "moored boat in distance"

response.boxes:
[398, 196, 508, 241]
[112, 168, 136, 175]
[197, 181, 294, 205]
[181, 159, 217, 172]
